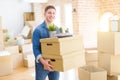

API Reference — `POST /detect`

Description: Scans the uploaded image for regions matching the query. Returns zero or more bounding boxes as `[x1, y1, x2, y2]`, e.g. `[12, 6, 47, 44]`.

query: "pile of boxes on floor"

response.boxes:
[97, 15, 120, 80]
[0, 16, 34, 76]
[79, 16, 120, 80]
[5, 44, 35, 68]
[98, 32, 120, 80]
[40, 35, 107, 80]
[0, 44, 34, 77]
[19, 44, 35, 68]
[78, 48, 107, 80]
[85, 48, 98, 67]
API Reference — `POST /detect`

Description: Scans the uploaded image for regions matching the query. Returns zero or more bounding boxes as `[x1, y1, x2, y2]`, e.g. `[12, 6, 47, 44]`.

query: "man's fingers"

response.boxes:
[48, 64, 53, 68]
[43, 59, 54, 71]
[47, 64, 54, 71]
[47, 66, 54, 71]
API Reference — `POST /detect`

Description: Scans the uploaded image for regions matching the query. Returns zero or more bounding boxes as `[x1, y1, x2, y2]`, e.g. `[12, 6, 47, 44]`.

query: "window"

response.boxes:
[64, 3, 73, 34]
[99, 12, 113, 32]
[54, 5, 61, 27]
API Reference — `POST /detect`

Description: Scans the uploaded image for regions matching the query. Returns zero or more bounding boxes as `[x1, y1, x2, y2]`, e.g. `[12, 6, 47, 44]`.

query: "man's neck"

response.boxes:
[45, 20, 53, 27]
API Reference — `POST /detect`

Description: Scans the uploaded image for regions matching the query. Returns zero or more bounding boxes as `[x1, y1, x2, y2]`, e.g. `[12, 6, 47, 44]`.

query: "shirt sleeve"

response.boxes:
[36, 54, 42, 63]
[32, 29, 42, 63]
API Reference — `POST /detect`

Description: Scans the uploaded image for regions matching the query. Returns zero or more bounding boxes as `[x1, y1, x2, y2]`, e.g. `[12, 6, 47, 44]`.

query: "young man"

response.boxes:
[32, 5, 60, 80]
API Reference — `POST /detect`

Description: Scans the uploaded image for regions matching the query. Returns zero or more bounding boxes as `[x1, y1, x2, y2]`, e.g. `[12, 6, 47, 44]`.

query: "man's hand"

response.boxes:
[39, 57, 53, 71]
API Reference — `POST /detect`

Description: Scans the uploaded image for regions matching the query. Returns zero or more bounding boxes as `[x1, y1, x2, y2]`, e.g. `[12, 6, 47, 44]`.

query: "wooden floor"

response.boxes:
[0, 67, 78, 80]
[0, 67, 35, 80]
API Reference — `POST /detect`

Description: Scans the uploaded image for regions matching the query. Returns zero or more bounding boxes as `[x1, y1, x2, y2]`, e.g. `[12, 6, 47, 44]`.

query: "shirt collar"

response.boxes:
[41, 21, 48, 29]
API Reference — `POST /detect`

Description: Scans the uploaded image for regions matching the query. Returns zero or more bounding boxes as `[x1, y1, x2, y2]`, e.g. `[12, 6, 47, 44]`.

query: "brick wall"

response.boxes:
[72, 0, 100, 48]
[100, 0, 120, 15]
[72, 0, 80, 35]
[72, 0, 120, 35]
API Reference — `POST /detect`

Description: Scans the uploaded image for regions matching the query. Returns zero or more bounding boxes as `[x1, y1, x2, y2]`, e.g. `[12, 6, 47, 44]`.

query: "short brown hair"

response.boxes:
[44, 5, 56, 12]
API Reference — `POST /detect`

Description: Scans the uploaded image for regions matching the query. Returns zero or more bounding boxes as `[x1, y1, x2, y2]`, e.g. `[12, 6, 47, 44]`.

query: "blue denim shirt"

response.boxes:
[32, 21, 59, 62]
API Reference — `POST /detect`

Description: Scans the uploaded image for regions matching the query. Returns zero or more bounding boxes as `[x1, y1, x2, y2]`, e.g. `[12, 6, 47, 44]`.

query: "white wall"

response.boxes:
[0, 0, 32, 36]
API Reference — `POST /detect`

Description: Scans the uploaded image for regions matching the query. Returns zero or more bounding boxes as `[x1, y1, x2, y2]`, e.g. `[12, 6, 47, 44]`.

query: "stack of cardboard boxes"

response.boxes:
[19, 43, 35, 68]
[98, 32, 120, 80]
[78, 37, 107, 80]
[4, 45, 23, 69]
[78, 48, 107, 80]
[40, 36, 86, 72]
[85, 49, 98, 67]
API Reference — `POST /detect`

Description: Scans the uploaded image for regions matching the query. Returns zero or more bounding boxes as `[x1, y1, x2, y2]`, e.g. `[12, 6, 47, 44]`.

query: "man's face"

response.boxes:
[44, 8, 56, 23]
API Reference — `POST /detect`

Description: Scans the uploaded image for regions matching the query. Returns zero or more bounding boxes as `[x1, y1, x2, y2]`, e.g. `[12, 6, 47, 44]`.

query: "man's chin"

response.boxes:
[48, 20, 54, 23]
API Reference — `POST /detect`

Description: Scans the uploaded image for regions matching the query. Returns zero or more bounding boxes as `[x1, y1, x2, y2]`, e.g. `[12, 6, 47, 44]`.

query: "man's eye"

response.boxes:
[48, 12, 55, 14]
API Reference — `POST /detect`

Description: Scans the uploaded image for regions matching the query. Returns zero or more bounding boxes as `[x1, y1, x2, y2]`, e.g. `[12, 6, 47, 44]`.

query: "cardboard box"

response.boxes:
[12, 54, 24, 68]
[0, 51, 13, 76]
[19, 44, 34, 68]
[24, 39, 31, 44]
[98, 32, 120, 55]
[19, 43, 33, 58]
[4, 45, 19, 54]
[98, 53, 120, 75]
[108, 74, 120, 80]
[41, 36, 84, 55]
[78, 66, 107, 80]
[43, 51, 86, 72]
[4, 45, 23, 68]
[85, 50, 98, 67]
[24, 54, 35, 68]
[86, 61, 98, 67]
[24, 12, 35, 21]
[85, 50, 98, 62]
[19, 43, 32, 53]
